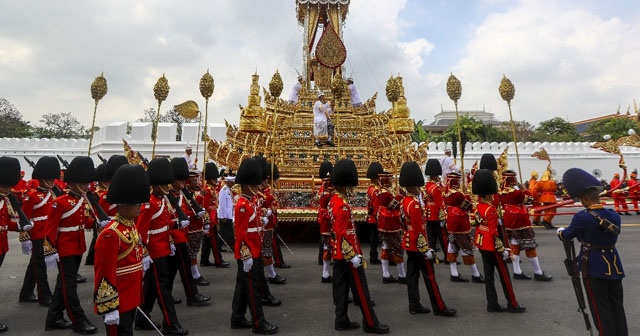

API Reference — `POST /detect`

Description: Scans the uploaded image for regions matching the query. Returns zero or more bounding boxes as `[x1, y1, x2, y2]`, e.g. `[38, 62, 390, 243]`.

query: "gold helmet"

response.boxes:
[531, 170, 538, 178]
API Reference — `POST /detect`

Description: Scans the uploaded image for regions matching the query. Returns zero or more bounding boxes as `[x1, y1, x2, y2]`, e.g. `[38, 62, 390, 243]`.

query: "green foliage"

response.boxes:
[411, 120, 428, 143]
[584, 117, 640, 141]
[0, 98, 32, 138]
[139, 107, 191, 141]
[33, 112, 89, 139]
[530, 117, 581, 142]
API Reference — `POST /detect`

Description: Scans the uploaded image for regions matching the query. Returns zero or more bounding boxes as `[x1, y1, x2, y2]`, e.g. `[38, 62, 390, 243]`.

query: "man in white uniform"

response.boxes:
[288, 75, 304, 104]
[183, 146, 197, 170]
[313, 93, 328, 147]
[440, 148, 458, 180]
[217, 174, 235, 248]
[346, 78, 362, 107]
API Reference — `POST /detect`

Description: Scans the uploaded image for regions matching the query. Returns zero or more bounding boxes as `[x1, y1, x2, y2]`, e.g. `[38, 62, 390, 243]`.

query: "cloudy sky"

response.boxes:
[1, 0, 639, 130]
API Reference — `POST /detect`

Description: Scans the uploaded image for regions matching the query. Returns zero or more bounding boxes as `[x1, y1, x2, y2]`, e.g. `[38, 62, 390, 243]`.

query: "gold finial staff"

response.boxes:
[151, 74, 170, 158]
[268, 70, 283, 189]
[88, 72, 108, 156]
[499, 74, 522, 184]
[446, 73, 465, 188]
[199, 69, 215, 175]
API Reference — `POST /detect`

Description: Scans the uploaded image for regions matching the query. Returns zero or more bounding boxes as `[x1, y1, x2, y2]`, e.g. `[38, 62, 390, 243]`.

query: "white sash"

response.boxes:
[33, 192, 52, 210]
[61, 197, 84, 220]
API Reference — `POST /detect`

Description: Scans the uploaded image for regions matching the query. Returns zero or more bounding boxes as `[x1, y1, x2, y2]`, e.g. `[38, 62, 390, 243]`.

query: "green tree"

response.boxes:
[432, 116, 485, 158]
[138, 107, 192, 141]
[530, 117, 581, 142]
[34, 112, 88, 139]
[0, 98, 32, 138]
[411, 120, 428, 143]
[584, 117, 640, 141]
[501, 120, 535, 142]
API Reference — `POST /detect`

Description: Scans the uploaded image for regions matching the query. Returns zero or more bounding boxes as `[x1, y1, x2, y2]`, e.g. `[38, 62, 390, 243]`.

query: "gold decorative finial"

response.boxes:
[331, 75, 345, 99]
[446, 73, 462, 103]
[91, 72, 108, 102]
[499, 74, 515, 102]
[385, 75, 400, 103]
[269, 70, 284, 98]
[200, 69, 214, 100]
[153, 73, 170, 103]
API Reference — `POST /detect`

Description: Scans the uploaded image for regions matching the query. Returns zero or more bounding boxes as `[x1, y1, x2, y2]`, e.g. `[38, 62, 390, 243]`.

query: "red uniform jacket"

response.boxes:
[234, 195, 262, 260]
[474, 201, 505, 252]
[424, 181, 444, 221]
[201, 184, 218, 226]
[375, 188, 403, 232]
[317, 184, 333, 235]
[98, 187, 118, 217]
[0, 194, 19, 255]
[401, 195, 429, 253]
[366, 184, 379, 224]
[261, 187, 278, 231]
[136, 194, 172, 259]
[94, 217, 144, 315]
[169, 191, 189, 244]
[444, 190, 472, 234]
[329, 193, 361, 260]
[498, 187, 532, 231]
[45, 192, 95, 257]
[22, 187, 55, 240]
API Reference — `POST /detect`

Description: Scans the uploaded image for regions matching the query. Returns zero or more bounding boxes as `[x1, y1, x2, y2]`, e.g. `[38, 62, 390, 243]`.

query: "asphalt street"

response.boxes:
[0, 211, 638, 335]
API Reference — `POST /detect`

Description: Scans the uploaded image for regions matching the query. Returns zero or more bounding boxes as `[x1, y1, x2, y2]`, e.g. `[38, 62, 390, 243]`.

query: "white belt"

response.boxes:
[148, 226, 168, 235]
[33, 215, 48, 222]
[247, 227, 262, 233]
[58, 225, 83, 232]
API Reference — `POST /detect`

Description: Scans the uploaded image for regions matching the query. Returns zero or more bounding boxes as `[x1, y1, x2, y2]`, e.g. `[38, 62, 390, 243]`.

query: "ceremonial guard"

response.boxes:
[259, 160, 287, 285]
[199, 162, 230, 267]
[423, 159, 448, 263]
[136, 158, 188, 335]
[330, 159, 389, 333]
[609, 172, 630, 215]
[1, 156, 33, 333]
[442, 172, 484, 283]
[93, 164, 150, 336]
[472, 169, 526, 313]
[375, 171, 406, 284]
[19, 156, 59, 306]
[185, 169, 209, 285]
[399, 161, 456, 317]
[364, 161, 382, 265]
[230, 157, 279, 334]
[534, 169, 559, 229]
[559, 168, 628, 335]
[44, 156, 98, 334]
[627, 169, 639, 214]
[317, 161, 334, 283]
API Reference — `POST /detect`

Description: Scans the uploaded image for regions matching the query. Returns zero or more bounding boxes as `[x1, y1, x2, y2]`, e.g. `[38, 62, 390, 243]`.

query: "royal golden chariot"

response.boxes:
[205, 0, 427, 228]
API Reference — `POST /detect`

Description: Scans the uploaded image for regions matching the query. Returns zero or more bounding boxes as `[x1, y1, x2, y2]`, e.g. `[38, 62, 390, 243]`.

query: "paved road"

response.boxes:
[1, 219, 638, 335]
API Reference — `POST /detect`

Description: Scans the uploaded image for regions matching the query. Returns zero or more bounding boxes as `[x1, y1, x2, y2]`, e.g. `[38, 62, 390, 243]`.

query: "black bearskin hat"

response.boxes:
[94, 164, 108, 182]
[148, 158, 175, 186]
[472, 169, 498, 195]
[0, 156, 21, 186]
[424, 159, 442, 176]
[253, 156, 269, 181]
[32, 156, 60, 180]
[105, 155, 129, 182]
[479, 153, 497, 171]
[399, 161, 424, 187]
[332, 159, 359, 187]
[563, 168, 604, 200]
[366, 161, 384, 179]
[170, 157, 190, 180]
[107, 164, 150, 204]
[65, 156, 95, 184]
[205, 162, 219, 180]
[267, 161, 280, 180]
[319, 161, 333, 179]
[236, 157, 263, 186]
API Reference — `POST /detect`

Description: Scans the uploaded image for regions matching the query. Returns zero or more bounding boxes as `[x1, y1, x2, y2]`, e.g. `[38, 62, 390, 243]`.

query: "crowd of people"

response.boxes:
[0, 147, 629, 335]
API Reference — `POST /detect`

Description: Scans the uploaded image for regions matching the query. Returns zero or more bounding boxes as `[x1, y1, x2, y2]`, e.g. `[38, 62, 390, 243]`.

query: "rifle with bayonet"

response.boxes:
[97, 154, 108, 164]
[562, 239, 594, 336]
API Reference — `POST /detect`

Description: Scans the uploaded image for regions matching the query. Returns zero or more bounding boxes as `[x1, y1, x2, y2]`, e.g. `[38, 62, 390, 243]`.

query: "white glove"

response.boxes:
[424, 249, 435, 260]
[21, 240, 32, 255]
[350, 255, 362, 269]
[22, 221, 34, 232]
[439, 221, 445, 228]
[196, 210, 206, 219]
[242, 258, 253, 272]
[557, 227, 565, 234]
[99, 220, 111, 229]
[502, 248, 511, 261]
[203, 224, 210, 231]
[261, 217, 268, 226]
[142, 255, 153, 271]
[45, 253, 60, 270]
[179, 220, 190, 229]
[103, 310, 120, 325]
[265, 209, 273, 217]
[169, 243, 176, 256]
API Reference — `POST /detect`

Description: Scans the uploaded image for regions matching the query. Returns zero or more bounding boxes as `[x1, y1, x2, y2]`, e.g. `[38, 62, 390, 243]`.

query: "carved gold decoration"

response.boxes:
[331, 75, 345, 99]
[269, 71, 284, 98]
[499, 74, 515, 102]
[88, 72, 108, 155]
[531, 147, 550, 161]
[152, 74, 170, 157]
[315, 21, 347, 69]
[591, 136, 621, 155]
[123, 139, 148, 170]
[95, 278, 119, 314]
[239, 73, 266, 133]
[616, 129, 640, 148]
[199, 69, 215, 100]
[386, 75, 400, 103]
[387, 76, 413, 134]
[174, 100, 200, 120]
[446, 73, 462, 103]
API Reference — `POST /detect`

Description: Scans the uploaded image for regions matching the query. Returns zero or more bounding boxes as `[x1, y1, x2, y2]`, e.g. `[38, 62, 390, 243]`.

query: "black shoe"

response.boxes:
[534, 272, 553, 281]
[398, 277, 407, 284]
[450, 275, 469, 283]
[382, 276, 398, 284]
[134, 317, 161, 331]
[508, 304, 527, 313]
[314, 141, 323, 147]
[335, 321, 360, 331]
[542, 221, 557, 230]
[200, 260, 215, 267]
[532, 221, 541, 226]
[0, 323, 6, 333]
[230, 317, 252, 329]
[487, 305, 507, 313]
[409, 305, 431, 314]
[513, 272, 532, 280]
[215, 261, 231, 268]
[19, 294, 38, 303]
[162, 322, 189, 336]
[363, 322, 390, 334]
[471, 275, 485, 283]
[72, 320, 97, 335]
[76, 274, 87, 283]
[321, 275, 333, 283]
[45, 319, 72, 330]
[433, 307, 457, 317]
[252, 321, 278, 334]
[275, 262, 291, 269]
[268, 274, 287, 285]
[193, 276, 210, 286]
[625, 212, 632, 216]
[186, 293, 211, 306]
[370, 258, 382, 265]
[261, 295, 282, 307]
[40, 297, 52, 307]
[172, 296, 182, 304]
